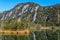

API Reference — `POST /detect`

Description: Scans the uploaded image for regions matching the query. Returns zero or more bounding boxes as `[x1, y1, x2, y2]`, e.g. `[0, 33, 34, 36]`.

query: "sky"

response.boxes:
[0, 0, 60, 12]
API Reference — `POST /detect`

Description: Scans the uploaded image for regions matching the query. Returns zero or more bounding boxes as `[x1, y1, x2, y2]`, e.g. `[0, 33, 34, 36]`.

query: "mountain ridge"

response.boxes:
[0, 2, 60, 26]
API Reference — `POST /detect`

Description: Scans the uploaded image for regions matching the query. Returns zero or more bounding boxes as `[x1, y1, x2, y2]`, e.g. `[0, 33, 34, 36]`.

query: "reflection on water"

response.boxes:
[32, 32, 36, 40]
[0, 30, 60, 40]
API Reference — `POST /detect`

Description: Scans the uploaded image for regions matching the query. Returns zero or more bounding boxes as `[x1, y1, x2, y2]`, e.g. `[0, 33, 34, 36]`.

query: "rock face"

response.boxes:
[0, 2, 60, 25]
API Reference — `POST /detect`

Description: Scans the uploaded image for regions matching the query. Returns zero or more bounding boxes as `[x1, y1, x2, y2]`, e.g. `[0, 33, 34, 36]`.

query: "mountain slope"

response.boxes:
[0, 2, 60, 26]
